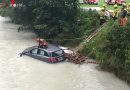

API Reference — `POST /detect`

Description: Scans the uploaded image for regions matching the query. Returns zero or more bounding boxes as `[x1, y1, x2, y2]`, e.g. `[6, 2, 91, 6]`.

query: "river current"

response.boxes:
[0, 16, 129, 90]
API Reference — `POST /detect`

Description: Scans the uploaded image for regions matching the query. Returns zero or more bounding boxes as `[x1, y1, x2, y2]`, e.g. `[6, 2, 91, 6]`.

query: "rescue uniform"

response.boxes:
[113, 8, 119, 20]
[120, 7, 127, 27]
[99, 9, 106, 25]
[36, 39, 48, 48]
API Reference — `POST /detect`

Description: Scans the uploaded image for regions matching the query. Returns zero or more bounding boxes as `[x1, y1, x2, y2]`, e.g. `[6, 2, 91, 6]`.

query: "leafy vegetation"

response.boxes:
[9, 0, 99, 46]
[81, 18, 130, 84]
[1, 0, 130, 85]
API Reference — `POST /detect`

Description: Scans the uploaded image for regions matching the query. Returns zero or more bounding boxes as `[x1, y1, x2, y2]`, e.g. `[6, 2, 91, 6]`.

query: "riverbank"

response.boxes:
[81, 19, 130, 86]
[0, 16, 130, 90]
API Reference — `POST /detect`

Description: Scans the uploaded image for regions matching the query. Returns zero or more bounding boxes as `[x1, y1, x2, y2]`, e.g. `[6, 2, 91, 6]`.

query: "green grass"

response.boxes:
[82, 19, 130, 85]
[80, 0, 130, 10]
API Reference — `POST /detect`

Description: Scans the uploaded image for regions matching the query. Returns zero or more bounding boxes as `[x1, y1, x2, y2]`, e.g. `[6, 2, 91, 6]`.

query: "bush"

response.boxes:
[81, 18, 130, 85]
[9, 0, 100, 46]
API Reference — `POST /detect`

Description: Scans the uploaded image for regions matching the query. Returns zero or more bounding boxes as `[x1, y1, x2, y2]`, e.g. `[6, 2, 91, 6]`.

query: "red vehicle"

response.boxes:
[105, 0, 125, 5]
[36, 38, 48, 48]
[84, 0, 99, 5]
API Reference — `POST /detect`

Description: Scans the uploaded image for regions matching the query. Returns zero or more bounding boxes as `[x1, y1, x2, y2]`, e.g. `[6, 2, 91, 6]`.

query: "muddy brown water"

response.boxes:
[0, 16, 130, 90]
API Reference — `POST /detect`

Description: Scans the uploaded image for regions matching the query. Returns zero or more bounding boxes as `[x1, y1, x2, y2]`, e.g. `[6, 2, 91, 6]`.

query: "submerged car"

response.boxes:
[20, 44, 65, 63]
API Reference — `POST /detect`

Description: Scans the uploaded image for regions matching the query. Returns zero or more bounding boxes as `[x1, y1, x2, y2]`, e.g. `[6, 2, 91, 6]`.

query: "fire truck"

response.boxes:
[79, 0, 99, 5]
[105, 0, 125, 5]
[84, 0, 99, 5]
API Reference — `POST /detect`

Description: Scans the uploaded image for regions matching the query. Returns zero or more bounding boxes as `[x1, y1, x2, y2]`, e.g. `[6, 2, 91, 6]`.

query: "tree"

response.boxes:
[12, 0, 79, 39]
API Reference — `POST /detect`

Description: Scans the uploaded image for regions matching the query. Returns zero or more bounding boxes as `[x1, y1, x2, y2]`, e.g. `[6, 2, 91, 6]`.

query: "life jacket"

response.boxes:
[99, 10, 105, 19]
[40, 41, 48, 46]
[36, 38, 48, 47]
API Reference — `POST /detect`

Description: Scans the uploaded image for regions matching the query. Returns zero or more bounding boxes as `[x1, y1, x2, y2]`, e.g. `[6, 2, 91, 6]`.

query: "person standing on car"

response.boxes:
[36, 38, 48, 48]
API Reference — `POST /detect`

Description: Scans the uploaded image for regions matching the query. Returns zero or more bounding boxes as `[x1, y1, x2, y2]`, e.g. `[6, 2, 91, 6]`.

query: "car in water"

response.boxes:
[20, 44, 65, 63]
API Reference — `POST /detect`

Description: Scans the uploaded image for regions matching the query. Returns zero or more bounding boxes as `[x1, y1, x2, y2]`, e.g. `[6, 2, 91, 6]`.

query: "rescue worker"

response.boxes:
[99, 8, 106, 25]
[103, 4, 106, 10]
[127, 3, 130, 16]
[113, 4, 119, 20]
[120, 3, 127, 27]
[36, 38, 48, 48]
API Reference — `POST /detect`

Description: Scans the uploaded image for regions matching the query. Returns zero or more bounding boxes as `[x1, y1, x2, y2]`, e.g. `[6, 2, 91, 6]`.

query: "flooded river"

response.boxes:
[0, 16, 130, 90]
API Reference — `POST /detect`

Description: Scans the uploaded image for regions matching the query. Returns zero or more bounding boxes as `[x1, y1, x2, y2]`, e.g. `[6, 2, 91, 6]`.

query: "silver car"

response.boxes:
[20, 44, 65, 63]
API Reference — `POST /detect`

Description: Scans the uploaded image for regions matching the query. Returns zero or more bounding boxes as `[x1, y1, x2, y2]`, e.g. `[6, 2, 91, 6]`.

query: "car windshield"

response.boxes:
[51, 50, 63, 57]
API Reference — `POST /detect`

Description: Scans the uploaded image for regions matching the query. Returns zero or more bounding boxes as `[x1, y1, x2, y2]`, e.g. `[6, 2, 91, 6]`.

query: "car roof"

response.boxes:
[44, 44, 62, 52]
[31, 44, 62, 52]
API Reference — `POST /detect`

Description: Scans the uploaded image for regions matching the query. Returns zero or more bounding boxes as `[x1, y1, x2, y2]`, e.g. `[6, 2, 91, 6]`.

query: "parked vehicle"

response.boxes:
[20, 44, 65, 63]
[84, 0, 99, 5]
[79, 0, 84, 4]
[105, 0, 125, 5]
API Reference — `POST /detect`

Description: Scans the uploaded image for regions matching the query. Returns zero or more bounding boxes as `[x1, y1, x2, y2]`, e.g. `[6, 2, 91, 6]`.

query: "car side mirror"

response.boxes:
[20, 51, 29, 56]
[30, 50, 33, 54]
[20, 53, 23, 57]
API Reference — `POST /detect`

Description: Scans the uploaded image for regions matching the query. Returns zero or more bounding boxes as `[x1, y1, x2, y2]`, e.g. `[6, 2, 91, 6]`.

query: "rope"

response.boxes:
[74, 22, 107, 52]
[86, 22, 107, 42]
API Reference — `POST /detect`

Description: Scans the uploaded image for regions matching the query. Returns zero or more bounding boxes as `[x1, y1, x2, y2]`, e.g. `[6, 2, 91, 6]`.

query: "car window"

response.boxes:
[30, 48, 49, 56]
[39, 50, 45, 55]
[52, 50, 63, 57]
[31, 48, 38, 54]
[38, 50, 49, 56]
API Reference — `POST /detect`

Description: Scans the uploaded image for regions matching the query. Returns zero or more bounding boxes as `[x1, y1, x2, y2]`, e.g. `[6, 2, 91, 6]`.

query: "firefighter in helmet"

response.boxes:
[99, 8, 106, 25]
[120, 3, 128, 27]
[103, 4, 106, 10]
[113, 4, 119, 20]
[122, 3, 127, 9]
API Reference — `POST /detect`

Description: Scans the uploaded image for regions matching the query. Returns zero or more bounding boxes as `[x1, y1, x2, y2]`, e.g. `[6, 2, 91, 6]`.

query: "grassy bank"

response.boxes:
[81, 18, 130, 85]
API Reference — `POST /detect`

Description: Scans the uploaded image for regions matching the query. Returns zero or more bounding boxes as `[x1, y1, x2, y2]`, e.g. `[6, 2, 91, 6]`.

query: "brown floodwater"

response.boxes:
[0, 16, 130, 90]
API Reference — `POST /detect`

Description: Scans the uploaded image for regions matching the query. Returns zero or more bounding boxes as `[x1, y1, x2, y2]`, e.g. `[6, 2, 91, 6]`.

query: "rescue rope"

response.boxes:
[74, 22, 107, 52]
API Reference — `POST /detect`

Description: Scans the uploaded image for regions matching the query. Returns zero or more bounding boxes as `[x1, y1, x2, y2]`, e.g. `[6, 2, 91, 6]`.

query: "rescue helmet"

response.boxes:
[114, 4, 118, 8]
[101, 8, 105, 11]
[103, 4, 106, 7]
[122, 3, 126, 7]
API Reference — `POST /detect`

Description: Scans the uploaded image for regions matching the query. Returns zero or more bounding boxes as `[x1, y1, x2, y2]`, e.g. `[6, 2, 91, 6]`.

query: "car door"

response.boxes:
[30, 48, 40, 59]
[37, 49, 49, 62]
[51, 50, 64, 61]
